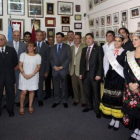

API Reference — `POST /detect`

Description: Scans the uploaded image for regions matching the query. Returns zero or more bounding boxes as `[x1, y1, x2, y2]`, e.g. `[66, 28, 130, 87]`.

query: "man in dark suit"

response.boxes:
[35, 30, 50, 107]
[0, 34, 18, 117]
[6, 30, 27, 107]
[50, 32, 71, 108]
[80, 33, 103, 118]
[23, 31, 32, 44]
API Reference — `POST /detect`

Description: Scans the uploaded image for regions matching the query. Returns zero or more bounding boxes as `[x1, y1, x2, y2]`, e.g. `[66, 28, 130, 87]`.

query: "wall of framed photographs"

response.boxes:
[0, 0, 87, 40]
[86, 0, 140, 46]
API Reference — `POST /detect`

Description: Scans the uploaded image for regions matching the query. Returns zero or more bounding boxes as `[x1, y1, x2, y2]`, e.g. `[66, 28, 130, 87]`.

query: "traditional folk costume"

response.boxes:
[100, 48, 126, 123]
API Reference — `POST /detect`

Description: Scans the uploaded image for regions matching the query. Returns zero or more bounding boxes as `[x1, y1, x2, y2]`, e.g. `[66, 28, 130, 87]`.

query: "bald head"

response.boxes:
[0, 34, 7, 47]
[13, 30, 21, 42]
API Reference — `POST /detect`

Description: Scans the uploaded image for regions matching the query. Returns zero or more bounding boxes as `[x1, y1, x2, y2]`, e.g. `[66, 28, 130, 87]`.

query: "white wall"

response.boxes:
[86, 0, 139, 42]
[0, 0, 87, 39]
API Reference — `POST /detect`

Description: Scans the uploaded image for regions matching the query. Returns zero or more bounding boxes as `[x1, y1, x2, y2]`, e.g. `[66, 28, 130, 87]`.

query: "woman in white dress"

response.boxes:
[19, 42, 41, 115]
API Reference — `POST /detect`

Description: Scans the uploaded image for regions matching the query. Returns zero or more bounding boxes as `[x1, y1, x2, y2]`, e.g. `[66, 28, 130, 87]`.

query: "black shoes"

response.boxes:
[73, 102, 78, 106]
[63, 103, 68, 108]
[82, 108, 93, 112]
[52, 103, 60, 108]
[129, 136, 137, 140]
[15, 102, 20, 107]
[9, 112, 15, 117]
[38, 101, 43, 107]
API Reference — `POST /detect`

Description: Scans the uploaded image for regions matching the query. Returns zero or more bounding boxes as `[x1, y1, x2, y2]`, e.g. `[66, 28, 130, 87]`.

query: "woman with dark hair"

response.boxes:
[100, 34, 126, 130]
[122, 32, 140, 140]
[19, 42, 41, 115]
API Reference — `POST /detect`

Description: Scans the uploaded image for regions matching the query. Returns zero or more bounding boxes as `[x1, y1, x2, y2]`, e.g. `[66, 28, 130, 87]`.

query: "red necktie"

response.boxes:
[114, 50, 119, 55]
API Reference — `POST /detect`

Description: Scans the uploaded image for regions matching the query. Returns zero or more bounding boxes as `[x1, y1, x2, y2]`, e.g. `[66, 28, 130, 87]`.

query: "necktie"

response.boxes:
[85, 47, 91, 71]
[15, 42, 18, 53]
[1, 48, 4, 59]
[114, 49, 119, 56]
[57, 45, 61, 58]
[38, 42, 40, 52]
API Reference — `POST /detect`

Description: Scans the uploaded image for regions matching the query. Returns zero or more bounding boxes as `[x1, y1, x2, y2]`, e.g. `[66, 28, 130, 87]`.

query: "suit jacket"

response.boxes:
[70, 43, 86, 76]
[6, 41, 27, 59]
[50, 43, 71, 77]
[0, 46, 18, 84]
[36, 42, 50, 76]
[80, 44, 103, 80]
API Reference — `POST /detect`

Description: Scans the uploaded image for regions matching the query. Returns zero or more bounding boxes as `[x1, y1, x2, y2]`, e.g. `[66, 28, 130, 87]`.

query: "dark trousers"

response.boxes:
[83, 72, 101, 114]
[53, 74, 67, 103]
[0, 75, 15, 113]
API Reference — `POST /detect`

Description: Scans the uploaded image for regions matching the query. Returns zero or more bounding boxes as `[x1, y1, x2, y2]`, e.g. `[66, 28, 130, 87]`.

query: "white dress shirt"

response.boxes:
[74, 45, 80, 65]
[102, 41, 114, 54]
[67, 41, 74, 47]
[0, 46, 6, 52]
[13, 41, 19, 53]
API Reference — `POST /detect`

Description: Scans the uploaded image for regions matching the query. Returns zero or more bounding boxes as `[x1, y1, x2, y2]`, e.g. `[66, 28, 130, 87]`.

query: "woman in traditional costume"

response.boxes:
[100, 34, 126, 130]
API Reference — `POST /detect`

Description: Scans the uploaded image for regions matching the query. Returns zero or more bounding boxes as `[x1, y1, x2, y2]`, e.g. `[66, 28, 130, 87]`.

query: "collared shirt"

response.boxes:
[13, 41, 19, 53]
[67, 41, 74, 47]
[102, 41, 114, 54]
[57, 43, 63, 52]
[74, 44, 80, 65]
[0, 46, 6, 52]
[37, 41, 43, 48]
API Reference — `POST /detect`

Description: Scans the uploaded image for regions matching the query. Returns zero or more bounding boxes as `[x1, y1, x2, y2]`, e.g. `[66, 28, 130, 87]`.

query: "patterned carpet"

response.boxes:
[0, 97, 132, 140]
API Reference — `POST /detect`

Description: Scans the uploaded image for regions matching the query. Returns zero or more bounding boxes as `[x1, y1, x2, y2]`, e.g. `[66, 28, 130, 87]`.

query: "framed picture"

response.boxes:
[57, 1, 73, 16]
[130, 6, 140, 19]
[62, 26, 70, 32]
[7, 0, 25, 15]
[94, 41, 98, 45]
[88, 0, 93, 10]
[47, 28, 55, 38]
[28, 0, 44, 18]
[90, 29, 94, 37]
[75, 14, 81, 20]
[0, 18, 3, 30]
[75, 32, 82, 37]
[106, 14, 112, 26]
[61, 16, 70, 24]
[100, 28, 105, 38]
[94, 0, 100, 6]
[95, 17, 99, 27]
[106, 27, 112, 32]
[89, 18, 94, 28]
[75, 5, 80, 12]
[74, 23, 82, 29]
[0, 0, 3, 16]
[121, 10, 128, 22]
[45, 17, 56, 27]
[100, 16, 105, 27]
[113, 26, 119, 35]
[9, 19, 24, 39]
[31, 19, 40, 31]
[113, 12, 119, 25]
[95, 29, 99, 38]
[46, 3, 54, 15]
[99, 41, 105, 47]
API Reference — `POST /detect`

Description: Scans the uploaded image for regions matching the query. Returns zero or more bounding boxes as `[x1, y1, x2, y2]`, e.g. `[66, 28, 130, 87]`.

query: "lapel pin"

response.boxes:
[6, 52, 8, 54]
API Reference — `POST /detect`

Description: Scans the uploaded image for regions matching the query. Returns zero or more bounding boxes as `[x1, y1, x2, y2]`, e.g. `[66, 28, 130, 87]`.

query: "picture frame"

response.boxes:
[130, 6, 140, 19]
[74, 23, 82, 29]
[31, 19, 40, 31]
[47, 28, 55, 38]
[75, 32, 82, 37]
[7, 0, 25, 15]
[95, 17, 99, 27]
[75, 14, 82, 20]
[46, 3, 54, 15]
[113, 12, 119, 25]
[89, 18, 94, 28]
[28, 0, 44, 18]
[94, 0, 100, 6]
[61, 16, 70, 24]
[113, 26, 119, 35]
[100, 28, 105, 38]
[106, 14, 112, 26]
[94, 41, 98, 45]
[90, 29, 94, 37]
[75, 5, 80, 12]
[9, 19, 24, 39]
[100, 0, 107, 3]
[88, 0, 93, 10]
[0, 18, 3, 30]
[57, 1, 73, 16]
[99, 41, 105, 47]
[0, 0, 3, 16]
[106, 27, 112, 32]
[45, 17, 56, 27]
[121, 10, 128, 22]
[95, 29, 99, 38]
[100, 16, 105, 27]
[62, 26, 70, 32]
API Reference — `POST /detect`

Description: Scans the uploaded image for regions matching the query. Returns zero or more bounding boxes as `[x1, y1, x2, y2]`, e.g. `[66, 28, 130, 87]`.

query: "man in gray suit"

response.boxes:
[35, 30, 50, 107]
[50, 32, 71, 108]
[6, 30, 27, 107]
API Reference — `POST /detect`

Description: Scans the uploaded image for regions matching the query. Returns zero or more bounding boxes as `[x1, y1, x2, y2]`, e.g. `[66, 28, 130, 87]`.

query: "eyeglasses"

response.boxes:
[0, 39, 5, 41]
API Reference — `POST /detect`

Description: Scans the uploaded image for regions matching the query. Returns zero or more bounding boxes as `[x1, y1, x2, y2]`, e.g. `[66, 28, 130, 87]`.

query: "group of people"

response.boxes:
[0, 27, 140, 140]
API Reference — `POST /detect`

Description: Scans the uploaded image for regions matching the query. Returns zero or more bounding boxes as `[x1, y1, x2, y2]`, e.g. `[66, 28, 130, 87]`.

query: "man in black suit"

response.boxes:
[50, 32, 71, 108]
[36, 30, 50, 107]
[0, 34, 18, 117]
[80, 33, 103, 118]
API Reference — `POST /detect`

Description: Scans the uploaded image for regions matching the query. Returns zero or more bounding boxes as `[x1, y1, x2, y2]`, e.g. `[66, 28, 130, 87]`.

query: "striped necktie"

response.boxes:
[85, 47, 91, 71]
